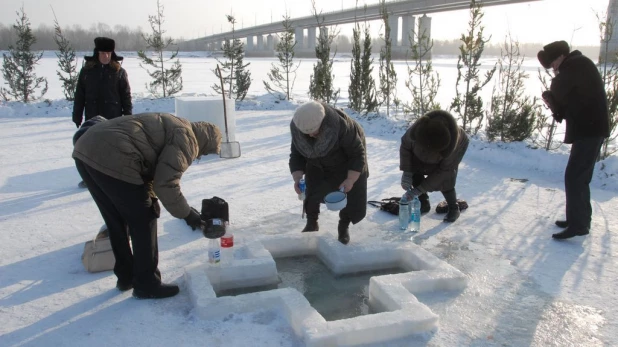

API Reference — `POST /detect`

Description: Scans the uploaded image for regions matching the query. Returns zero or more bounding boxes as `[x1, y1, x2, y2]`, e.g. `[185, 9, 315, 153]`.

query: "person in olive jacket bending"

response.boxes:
[73, 113, 221, 299]
[289, 101, 368, 245]
[538, 40, 610, 240]
[400, 110, 469, 222]
[72, 37, 132, 127]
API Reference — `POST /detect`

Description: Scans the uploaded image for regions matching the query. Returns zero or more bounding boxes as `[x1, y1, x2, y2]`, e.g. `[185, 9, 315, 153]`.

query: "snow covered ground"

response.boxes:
[0, 53, 617, 346]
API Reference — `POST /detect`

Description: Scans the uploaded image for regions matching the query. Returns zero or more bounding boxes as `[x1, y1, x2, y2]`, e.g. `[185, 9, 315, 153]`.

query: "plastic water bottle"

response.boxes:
[298, 178, 306, 201]
[220, 227, 234, 265]
[208, 238, 221, 265]
[398, 194, 410, 230]
[409, 195, 421, 233]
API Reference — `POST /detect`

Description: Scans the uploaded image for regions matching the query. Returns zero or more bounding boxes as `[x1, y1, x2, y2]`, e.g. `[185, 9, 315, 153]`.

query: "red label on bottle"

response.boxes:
[221, 234, 234, 248]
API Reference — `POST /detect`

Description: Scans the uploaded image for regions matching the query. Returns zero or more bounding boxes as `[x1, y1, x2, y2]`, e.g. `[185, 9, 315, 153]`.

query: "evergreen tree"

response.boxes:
[360, 20, 378, 115]
[348, 21, 362, 111]
[486, 35, 538, 142]
[597, 10, 618, 159]
[404, 23, 440, 121]
[212, 15, 252, 101]
[0, 7, 47, 102]
[137, 0, 182, 97]
[449, 0, 495, 135]
[308, 0, 340, 104]
[377, 0, 397, 117]
[51, 8, 78, 101]
[533, 68, 561, 151]
[263, 14, 299, 100]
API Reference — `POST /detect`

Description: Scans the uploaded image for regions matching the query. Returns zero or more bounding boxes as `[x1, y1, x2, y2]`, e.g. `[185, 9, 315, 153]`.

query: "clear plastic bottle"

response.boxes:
[220, 225, 234, 265]
[298, 178, 306, 201]
[398, 193, 410, 230]
[208, 238, 221, 265]
[409, 195, 421, 233]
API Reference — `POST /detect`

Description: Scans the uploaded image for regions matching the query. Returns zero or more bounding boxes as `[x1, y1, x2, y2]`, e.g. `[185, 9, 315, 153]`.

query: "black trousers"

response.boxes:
[565, 137, 604, 230]
[304, 164, 368, 225]
[75, 159, 161, 289]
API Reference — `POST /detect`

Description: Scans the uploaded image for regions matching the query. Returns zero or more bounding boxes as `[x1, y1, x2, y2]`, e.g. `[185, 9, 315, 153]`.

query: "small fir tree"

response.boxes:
[450, 0, 496, 134]
[0, 7, 48, 102]
[360, 19, 378, 115]
[348, 20, 363, 111]
[533, 68, 561, 151]
[404, 24, 440, 121]
[377, 0, 397, 117]
[137, 0, 183, 97]
[263, 14, 299, 100]
[486, 35, 538, 142]
[51, 8, 78, 101]
[212, 15, 252, 101]
[597, 10, 618, 159]
[308, 0, 340, 104]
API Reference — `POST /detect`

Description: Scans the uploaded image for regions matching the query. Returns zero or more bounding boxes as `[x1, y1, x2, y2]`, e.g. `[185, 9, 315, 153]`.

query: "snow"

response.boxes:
[1, 52, 617, 346]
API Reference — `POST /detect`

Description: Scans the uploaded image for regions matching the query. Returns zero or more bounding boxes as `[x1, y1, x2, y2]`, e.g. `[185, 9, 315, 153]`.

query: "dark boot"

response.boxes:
[133, 283, 179, 299]
[418, 193, 430, 214]
[552, 227, 589, 240]
[337, 219, 350, 245]
[442, 189, 461, 223]
[555, 220, 569, 228]
[301, 218, 319, 232]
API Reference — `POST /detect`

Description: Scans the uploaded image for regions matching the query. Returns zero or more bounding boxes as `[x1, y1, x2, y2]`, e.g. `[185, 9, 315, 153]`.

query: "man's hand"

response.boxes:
[339, 170, 360, 193]
[401, 172, 413, 191]
[184, 207, 203, 231]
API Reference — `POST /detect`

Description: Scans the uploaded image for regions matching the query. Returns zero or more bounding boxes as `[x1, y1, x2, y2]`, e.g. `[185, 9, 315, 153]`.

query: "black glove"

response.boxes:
[184, 207, 203, 231]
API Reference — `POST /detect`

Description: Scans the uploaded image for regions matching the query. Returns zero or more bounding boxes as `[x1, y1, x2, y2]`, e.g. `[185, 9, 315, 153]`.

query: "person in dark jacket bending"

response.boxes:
[72, 37, 132, 189]
[289, 101, 368, 245]
[538, 40, 610, 240]
[73, 113, 222, 299]
[72, 37, 132, 127]
[400, 110, 469, 222]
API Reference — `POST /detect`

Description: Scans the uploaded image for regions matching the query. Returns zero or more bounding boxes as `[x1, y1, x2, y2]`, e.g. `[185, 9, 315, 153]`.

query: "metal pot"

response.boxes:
[324, 187, 347, 211]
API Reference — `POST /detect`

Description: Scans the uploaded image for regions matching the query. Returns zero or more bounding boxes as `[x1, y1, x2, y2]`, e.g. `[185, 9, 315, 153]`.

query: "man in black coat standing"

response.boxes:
[538, 40, 610, 240]
[72, 37, 132, 188]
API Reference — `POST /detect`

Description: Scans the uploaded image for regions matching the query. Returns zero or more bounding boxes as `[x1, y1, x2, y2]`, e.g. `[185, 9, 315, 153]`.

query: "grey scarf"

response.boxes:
[291, 107, 340, 159]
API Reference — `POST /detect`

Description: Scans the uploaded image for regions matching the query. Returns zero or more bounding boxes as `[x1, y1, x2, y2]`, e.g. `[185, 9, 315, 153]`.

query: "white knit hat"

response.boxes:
[293, 101, 325, 134]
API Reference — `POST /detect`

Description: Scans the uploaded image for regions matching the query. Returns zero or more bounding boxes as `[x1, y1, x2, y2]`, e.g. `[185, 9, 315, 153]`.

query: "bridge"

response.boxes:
[188, 0, 542, 57]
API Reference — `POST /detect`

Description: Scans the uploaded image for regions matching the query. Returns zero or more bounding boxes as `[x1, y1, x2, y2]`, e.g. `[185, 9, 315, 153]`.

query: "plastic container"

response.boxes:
[398, 194, 410, 230]
[220, 231, 234, 265]
[208, 238, 221, 265]
[409, 195, 421, 233]
[298, 178, 306, 201]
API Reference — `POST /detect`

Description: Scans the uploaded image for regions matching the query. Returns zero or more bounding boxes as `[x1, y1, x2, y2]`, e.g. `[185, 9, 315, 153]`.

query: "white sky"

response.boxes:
[0, 0, 612, 46]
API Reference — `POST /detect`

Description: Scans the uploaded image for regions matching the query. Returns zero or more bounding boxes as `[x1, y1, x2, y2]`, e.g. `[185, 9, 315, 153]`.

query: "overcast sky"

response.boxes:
[0, 0, 612, 46]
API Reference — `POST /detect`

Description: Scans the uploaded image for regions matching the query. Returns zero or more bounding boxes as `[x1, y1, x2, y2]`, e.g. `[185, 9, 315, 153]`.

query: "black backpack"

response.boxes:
[368, 197, 401, 216]
[201, 196, 229, 222]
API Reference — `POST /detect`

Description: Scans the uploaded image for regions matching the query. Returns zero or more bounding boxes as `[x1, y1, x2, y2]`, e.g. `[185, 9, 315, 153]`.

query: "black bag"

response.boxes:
[201, 196, 229, 222]
[368, 197, 401, 216]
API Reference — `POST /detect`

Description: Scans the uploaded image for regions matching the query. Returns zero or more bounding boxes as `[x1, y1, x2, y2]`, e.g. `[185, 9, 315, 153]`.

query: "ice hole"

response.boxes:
[218, 255, 406, 321]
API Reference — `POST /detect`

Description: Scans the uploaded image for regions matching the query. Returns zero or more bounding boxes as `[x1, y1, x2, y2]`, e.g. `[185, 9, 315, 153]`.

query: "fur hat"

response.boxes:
[537, 40, 570, 69]
[414, 113, 451, 152]
[293, 101, 326, 134]
[94, 37, 115, 52]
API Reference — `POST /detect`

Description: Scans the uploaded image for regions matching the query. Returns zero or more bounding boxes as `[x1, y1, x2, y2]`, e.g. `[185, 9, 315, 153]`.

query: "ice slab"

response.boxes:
[175, 96, 236, 141]
[184, 232, 467, 346]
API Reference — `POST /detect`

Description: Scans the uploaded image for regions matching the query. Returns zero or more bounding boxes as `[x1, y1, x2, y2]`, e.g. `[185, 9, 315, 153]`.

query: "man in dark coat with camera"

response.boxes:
[538, 40, 610, 240]
[400, 110, 469, 222]
[289, 101, 368, 245]
[72, 37, 132, 127]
